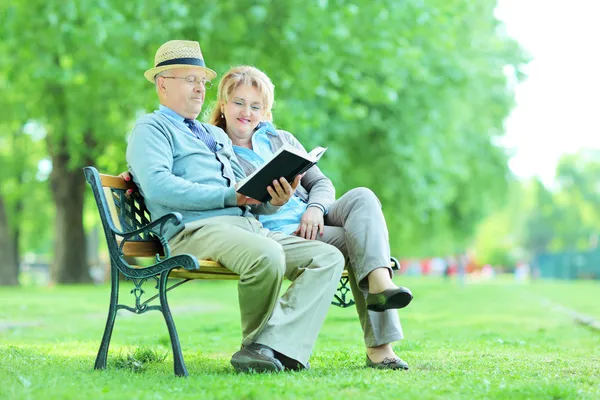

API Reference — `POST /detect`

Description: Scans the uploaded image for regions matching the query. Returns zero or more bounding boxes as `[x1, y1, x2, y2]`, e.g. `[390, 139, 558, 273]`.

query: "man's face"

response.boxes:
[157, 67, 209, 119]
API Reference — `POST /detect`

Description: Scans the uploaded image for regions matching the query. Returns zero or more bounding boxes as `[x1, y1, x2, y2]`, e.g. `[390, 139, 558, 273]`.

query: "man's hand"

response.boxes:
[119, 171, 134, 196]
[119, 171, 132, 181]
[267, 175, 301, 206]
[294, 206, 325, 240]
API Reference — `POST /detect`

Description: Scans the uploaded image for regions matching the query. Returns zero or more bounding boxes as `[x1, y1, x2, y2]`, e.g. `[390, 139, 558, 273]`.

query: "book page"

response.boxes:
[235, 144, 304, 189]
[308, 146, 327, 161]
[236, 144, 326, 192]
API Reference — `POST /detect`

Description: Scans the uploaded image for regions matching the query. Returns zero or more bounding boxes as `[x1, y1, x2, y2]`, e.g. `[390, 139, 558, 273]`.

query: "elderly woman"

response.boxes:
[207, 65, 413, 370]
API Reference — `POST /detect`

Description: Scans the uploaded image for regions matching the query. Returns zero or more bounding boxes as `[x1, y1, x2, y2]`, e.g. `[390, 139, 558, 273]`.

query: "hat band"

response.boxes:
[155, 57, 206, 68]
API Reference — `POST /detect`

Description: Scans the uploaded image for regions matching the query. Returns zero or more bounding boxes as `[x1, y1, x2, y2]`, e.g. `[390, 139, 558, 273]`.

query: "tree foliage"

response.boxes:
[1, 0, 527, 283]
[1, 0, 192, 282]
[474, 150, 600, 266]
[194, 0, 528, 255]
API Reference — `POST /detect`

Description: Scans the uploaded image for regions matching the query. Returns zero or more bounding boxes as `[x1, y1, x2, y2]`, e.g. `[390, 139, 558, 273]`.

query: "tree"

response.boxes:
[551, 150, 600, 250]
[473, 177, 526, 267]
[1, 0, 528, 279]
[0, 44, 50, 285]
[192, 0, 528, 255]
[1, 0, 197, 282]
[0, 196, 18, 285]
[475, 150, 600, 265]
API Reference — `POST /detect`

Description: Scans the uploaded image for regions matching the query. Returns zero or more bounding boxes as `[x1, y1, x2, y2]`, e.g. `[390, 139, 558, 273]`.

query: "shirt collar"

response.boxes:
[254, 121, 279, 137]
[158, 104, 187, 123]
[157, 105, 223, 148]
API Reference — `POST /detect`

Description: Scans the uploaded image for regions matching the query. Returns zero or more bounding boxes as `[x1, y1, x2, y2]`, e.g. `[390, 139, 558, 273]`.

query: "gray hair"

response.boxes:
[154, 70, 168, 92]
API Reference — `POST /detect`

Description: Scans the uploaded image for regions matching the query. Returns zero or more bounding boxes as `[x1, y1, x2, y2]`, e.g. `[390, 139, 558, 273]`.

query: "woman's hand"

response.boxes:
[294, 206, 324, 240]
[267, 175, 301, 206]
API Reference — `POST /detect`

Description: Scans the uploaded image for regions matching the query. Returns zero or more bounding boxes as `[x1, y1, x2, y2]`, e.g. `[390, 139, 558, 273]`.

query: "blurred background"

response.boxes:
[0, 0, 598, 286]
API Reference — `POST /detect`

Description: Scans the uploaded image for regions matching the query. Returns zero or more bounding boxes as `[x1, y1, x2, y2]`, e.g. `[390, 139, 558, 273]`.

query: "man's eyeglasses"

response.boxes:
[162, 76, 212, 89]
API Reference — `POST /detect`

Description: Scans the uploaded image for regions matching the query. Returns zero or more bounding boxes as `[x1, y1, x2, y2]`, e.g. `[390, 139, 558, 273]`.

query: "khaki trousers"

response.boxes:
[169, 215, 345, 366]
[318, 188, 404, 347]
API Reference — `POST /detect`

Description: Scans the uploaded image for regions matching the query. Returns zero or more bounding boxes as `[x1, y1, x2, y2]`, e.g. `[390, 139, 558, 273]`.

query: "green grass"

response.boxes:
[1, 277, 599, 399]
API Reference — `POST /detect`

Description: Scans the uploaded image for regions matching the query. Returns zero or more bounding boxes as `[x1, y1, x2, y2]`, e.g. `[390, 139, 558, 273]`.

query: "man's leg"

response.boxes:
[169, 216, 286, 345]
[253, 230, 345, 367]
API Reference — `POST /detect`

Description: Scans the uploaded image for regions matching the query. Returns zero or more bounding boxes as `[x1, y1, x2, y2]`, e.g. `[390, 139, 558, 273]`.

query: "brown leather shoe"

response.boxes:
[366, 355, 409, 370]
[230, 344, 284, 373]
[273, 350, 310, 371]
[366, 286, 413, 312]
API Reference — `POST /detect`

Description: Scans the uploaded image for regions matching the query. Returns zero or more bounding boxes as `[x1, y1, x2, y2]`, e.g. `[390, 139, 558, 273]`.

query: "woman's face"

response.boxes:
[221, 84, 266, 143]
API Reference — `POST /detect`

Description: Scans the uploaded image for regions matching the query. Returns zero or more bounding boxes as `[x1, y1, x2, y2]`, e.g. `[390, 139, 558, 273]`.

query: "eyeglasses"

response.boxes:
[162, 76, 212, 89]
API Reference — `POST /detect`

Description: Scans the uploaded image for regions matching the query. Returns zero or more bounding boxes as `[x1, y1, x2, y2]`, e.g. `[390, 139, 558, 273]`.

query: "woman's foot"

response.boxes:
[366, 344, 409, 370]
[366, 267, 413, 311]
[366, 286, 413, 311]
[367, 267, 398, 294]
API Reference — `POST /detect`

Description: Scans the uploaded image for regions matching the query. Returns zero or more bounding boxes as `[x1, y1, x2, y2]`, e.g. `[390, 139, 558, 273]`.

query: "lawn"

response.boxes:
[1, 276, 599, 399]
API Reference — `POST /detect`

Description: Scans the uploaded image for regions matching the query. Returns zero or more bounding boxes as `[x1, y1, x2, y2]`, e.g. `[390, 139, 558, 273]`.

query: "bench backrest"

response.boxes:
[84, 167, 164, 258]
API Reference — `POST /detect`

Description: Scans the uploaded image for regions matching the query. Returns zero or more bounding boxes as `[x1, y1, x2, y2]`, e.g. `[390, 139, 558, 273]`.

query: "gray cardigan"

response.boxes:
[236, 129, 336, 214]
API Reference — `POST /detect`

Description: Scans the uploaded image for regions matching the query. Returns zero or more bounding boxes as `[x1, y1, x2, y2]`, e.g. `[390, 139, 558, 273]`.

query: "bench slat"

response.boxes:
[120, 240, 165, 257]
[99, 174, 137, 191]
[168, 267, 349, 280]
[169, 268, 240, 280]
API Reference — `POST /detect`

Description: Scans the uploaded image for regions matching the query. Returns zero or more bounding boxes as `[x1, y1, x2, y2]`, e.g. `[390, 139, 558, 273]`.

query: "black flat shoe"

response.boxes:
[366, 286, 413, 312]
[230, 344, 284, 373]
[366, 355, 409, 370]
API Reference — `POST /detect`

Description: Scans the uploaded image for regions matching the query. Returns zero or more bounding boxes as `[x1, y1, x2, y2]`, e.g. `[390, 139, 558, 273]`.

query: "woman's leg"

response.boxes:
[317, 224, 405, 362]
[324, 187, 397, 291]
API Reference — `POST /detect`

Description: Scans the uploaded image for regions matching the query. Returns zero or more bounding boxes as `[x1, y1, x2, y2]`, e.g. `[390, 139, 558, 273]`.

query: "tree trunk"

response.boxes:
[49, 152, 92, 284]
[0, 195, 19, 286]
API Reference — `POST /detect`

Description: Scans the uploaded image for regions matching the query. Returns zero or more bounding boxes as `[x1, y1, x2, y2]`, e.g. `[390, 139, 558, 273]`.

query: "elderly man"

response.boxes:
[126, 40, 345, 372]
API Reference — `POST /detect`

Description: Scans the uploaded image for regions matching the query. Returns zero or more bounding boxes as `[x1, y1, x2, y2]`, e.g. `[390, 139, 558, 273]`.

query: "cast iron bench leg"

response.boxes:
[158, 271, 189, 377]
[94, 264, 119, 370]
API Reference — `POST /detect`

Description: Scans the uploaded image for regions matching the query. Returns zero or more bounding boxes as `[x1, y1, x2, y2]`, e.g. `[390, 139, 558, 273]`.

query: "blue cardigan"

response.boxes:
[126, 110, 280, 240]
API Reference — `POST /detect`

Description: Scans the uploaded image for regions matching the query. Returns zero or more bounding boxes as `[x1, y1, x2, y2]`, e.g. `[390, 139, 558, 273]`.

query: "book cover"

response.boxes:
[236, 144, 327, 202]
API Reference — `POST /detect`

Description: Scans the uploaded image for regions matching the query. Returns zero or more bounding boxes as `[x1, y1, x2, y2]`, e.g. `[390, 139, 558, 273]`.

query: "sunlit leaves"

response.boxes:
[1, 0, 527, 261]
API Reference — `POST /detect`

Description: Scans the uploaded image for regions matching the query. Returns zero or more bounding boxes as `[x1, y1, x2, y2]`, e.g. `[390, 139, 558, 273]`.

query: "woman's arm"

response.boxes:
[278, 130, 336, 213]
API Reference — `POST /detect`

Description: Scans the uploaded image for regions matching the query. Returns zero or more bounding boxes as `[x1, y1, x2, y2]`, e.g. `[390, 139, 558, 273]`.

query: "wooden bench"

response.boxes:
[84, 166, 398, 376]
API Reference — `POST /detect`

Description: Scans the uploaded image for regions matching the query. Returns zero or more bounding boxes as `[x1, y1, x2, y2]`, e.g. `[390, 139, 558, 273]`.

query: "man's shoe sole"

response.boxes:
[231, 359, 282, 373]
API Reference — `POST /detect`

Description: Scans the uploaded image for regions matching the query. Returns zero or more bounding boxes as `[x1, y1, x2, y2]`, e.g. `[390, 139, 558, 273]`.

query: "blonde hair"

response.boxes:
[207, 66, 275, 129]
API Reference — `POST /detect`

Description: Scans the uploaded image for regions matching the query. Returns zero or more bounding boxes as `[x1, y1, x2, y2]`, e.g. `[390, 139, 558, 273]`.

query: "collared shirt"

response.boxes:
[158, 105, 219, 146]
[233, 123, 308, 235]
[158, 105, 230, 185]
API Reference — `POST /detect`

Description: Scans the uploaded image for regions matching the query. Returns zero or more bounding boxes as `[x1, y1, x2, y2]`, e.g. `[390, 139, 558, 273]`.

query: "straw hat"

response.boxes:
[144, 40, 217, 83]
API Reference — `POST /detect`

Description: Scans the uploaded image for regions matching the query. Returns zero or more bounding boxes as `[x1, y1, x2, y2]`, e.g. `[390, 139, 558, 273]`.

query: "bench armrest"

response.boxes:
[118, 212, 182, 240]
[125, 253, 200, 279]
[116, 212, 182, 259]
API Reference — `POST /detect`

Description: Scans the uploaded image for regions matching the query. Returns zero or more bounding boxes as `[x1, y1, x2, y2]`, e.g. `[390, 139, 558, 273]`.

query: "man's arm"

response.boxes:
[126, 123, 237, 211]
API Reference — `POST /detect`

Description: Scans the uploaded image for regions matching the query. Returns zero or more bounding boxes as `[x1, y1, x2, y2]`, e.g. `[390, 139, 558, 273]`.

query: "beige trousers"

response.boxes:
[318, 187, 404, 347]
[169, 215, 345, 366]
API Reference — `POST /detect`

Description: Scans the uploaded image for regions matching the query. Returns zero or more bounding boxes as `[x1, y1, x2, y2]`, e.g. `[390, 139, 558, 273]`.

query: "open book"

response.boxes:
[236, 144, 327, 202]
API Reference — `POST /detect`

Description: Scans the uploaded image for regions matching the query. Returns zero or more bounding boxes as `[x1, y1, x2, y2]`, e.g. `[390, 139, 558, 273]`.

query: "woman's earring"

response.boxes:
[221, 113, 224, 119]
